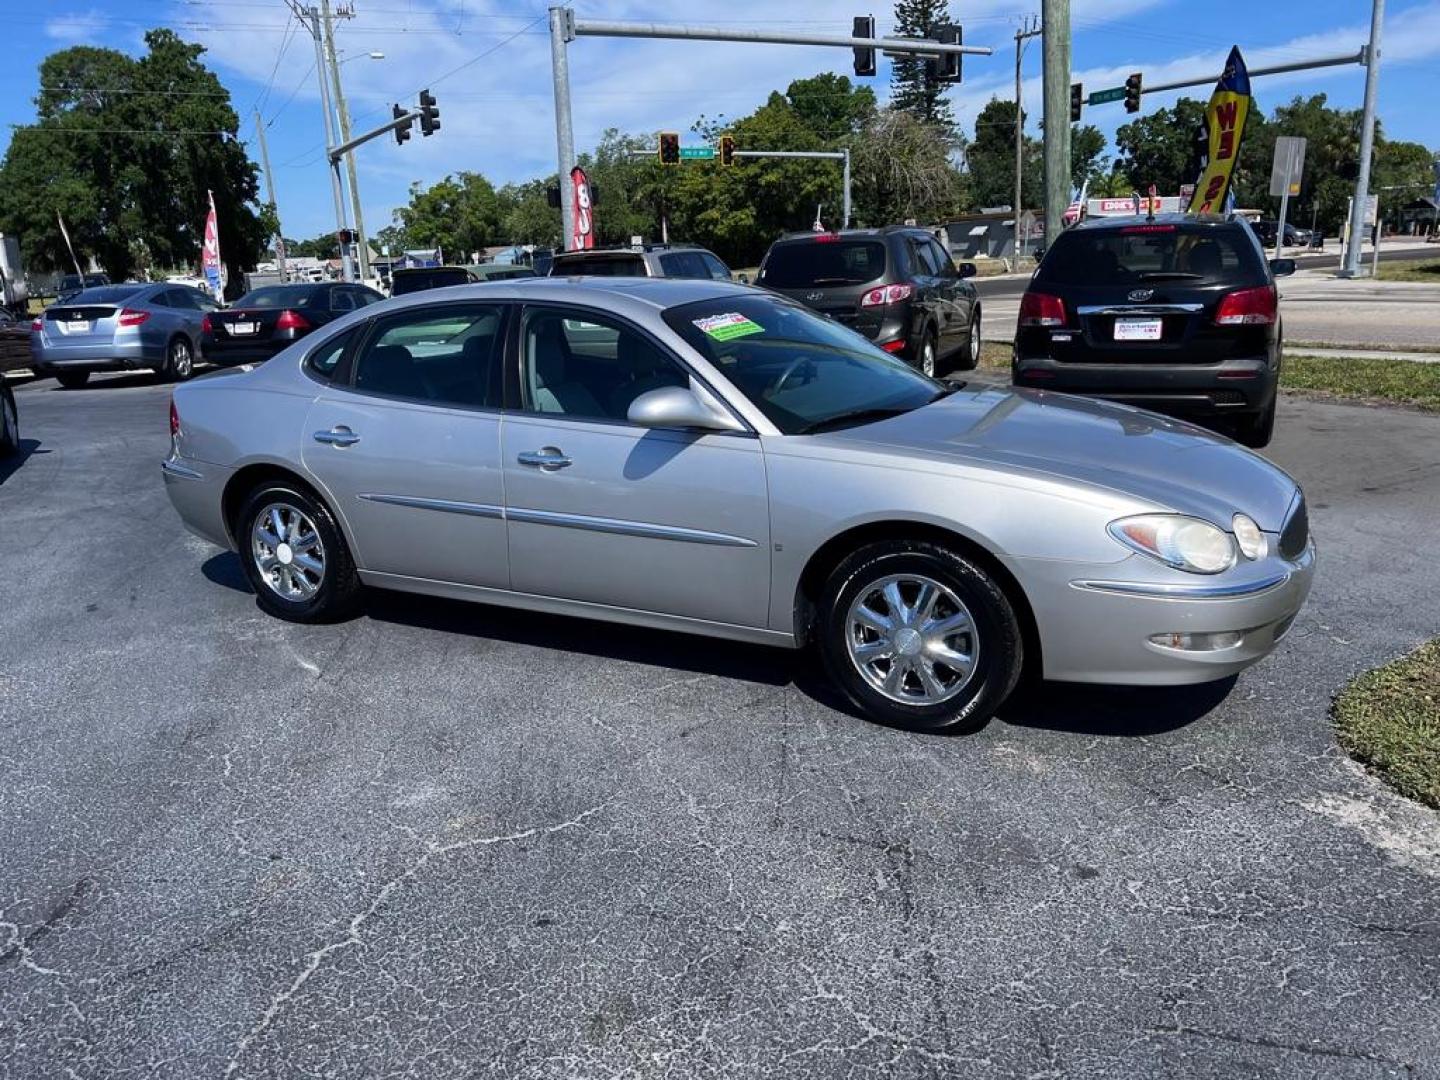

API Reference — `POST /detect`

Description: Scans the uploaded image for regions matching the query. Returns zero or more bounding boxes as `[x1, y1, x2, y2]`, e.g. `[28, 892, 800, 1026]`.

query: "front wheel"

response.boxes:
[237, 483, 361, 622]
[55, 370, 90, 390]
[817, 541, 1024, 733]
[1236, 395, 1277, 449]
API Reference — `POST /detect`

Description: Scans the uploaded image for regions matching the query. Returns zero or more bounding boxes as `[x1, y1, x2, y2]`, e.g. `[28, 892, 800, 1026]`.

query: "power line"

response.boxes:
[252, 12, 300, 116]
[266, 60, 317, 128]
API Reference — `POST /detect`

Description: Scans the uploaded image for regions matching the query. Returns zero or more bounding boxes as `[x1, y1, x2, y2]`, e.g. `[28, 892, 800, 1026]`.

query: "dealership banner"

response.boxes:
[1187, 47, 1252, 215]
[202, 190, 223, 300]
[570, 166, 595, 251]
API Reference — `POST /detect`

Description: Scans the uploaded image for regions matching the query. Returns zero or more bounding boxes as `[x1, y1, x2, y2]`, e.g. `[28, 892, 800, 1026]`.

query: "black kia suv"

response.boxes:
[757, 227, 981, 378]
[1013, 214, 1294, 448]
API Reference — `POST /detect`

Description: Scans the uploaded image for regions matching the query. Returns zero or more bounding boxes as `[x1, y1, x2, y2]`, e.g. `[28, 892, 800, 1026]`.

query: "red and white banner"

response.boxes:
[570, 166, 595, 251]
[202, 190, 223, 300]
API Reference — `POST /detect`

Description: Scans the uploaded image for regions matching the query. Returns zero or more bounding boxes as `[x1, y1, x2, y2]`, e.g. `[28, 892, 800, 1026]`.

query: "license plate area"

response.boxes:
[230, 321, 257, 335]
[63, 320, 91, 334]
[1114, 317, 1163, 342]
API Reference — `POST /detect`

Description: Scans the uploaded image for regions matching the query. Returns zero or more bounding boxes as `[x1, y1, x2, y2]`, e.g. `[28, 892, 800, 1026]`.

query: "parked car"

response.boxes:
[1013, 214, 1294, 448]
[757, 226, 982, 378]
[56, 273, 111, 303]
[549, 243, 733, 281]
[163, 277, 1313, 734]
[31, 283, 218, 388]
[1249, 219, 1314, 249]
[203, 282, 384, 365]
[0, 377, 17, 457]
[391, 264, 536, 296]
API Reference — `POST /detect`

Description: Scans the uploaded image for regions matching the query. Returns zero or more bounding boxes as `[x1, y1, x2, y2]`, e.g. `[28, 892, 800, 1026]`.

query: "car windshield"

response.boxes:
[237, 286, 317, 308]
[663, 295, 944, 435]
[65, 285, 147, 305]
[1037, 223, 1267, 286]
[759, 239, 887, 288]
[391, 269, 470, 294]
[552, 254, 647, 277]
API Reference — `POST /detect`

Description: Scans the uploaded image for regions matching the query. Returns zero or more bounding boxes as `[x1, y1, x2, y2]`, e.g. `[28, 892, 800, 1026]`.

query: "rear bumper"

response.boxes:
[1012, 351, 1277, 415]
[32, 338, 161, 373]
[202, 337, 287, 364]
[162, 454, 233, 549]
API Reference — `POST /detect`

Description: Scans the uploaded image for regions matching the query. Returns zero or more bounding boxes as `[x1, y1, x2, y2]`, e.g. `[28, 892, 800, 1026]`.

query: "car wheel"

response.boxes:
[917, 332, 940, 379]
[0, 384, 17, 456]
[55, 371, 90, 390]
[817, 540, 1024, 733]
[237, 483, 361, 623]
[163, 336, 195, 382]
[962, 311, 982, 370]
[1237, 396, 1277, 449]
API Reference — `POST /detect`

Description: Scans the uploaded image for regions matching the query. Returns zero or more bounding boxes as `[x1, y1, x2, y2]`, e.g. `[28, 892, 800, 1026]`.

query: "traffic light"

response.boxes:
[719, 134, 735, 167]
[419, 89, 440, 136]
[658, 131, 680, 165]
[929, 24, 962, 84]
[852, 15, 876, 77]
[546, 185, 561, 209]
[1124, 72, 1142, 114]
[393, 103, 411, 145]
[1070, 82, 1083, 123]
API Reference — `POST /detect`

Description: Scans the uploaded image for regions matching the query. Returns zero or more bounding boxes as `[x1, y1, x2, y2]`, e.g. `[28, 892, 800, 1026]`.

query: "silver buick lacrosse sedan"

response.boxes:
[163, 277, 1312, 732]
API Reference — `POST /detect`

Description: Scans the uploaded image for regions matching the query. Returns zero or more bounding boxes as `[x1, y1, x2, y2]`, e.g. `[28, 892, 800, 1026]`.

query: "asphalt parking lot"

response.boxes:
[3, 371, 1439, 1078]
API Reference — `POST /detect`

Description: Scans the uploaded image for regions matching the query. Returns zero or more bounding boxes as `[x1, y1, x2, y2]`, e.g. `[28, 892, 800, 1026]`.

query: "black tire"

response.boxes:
[1236, 395, 1277, 449]
[236, 482, 361, 623]
[0, 384, 17, 456]
[55, 370, 90, 390]
[960, 310, 982, 371]
[162, 336, 196, 383]
[816, 540, 1024, 734]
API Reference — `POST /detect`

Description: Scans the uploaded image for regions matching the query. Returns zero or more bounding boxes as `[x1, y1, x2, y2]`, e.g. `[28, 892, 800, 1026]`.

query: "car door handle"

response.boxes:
[517, 447, 572, 470]
[313, 427, 360, 447]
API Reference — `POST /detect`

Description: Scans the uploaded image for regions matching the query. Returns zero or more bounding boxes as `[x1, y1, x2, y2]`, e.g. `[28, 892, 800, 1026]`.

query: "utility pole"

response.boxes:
[253, 110, 287, 283]
[320, 0, 370, 282]
[1014, 17, 1041, 262]
[549, 7, 578, 253]
[1040, 0, 1070, 244]
[287, 0, 353, 282]
[1341, 0, 1384, 278]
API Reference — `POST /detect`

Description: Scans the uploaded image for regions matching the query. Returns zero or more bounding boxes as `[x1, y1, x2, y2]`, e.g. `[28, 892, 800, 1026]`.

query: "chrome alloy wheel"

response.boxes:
[920, 338, 936, 378]
[171, 339, 193, 379]
[250, 503, 325, 600]
[845, 574, 978, 705]
[969, 320, 981, 365]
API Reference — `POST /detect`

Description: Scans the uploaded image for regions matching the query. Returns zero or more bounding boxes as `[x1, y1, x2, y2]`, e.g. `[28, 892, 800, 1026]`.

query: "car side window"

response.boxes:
[355, 288, 383, 306]
[521, 307, 688, 423]
[699, 252, 732, 280]
[154, 289, 185, 309]
[926, 238, 956, 277]
[330, 288, 356, 312]
[305, 328, 355, 383]
[352, 305, 503, 408]
[659, 251, 708, 279]
[910, 239, 941, 277]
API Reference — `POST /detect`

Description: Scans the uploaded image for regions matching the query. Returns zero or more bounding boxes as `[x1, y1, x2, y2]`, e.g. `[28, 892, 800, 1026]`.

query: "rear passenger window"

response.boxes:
[659, 251, 708, 278]
[352, 305, 504, 408]
[699, 252, 732, 280]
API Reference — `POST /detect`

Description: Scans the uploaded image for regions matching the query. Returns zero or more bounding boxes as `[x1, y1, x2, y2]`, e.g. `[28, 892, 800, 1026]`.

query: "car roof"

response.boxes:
[774, 226, 931, 243]
[375, 275, 753, 314]
[1069, 212, 1236, 232]
[554, 244, 708, 256]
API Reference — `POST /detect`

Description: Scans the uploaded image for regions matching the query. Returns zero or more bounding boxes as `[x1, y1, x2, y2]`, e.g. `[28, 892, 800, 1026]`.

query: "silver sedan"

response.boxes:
[163, 278, 1313, 732]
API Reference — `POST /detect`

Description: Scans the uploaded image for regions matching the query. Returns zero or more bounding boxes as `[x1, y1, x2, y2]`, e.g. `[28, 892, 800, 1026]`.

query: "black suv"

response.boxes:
[757, 226, 980, 378]
[1013, 214, 1294, 448]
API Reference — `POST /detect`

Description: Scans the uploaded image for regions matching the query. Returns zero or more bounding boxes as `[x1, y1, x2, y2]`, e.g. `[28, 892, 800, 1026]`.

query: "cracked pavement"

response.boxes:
[1, 372, 1438, 1078]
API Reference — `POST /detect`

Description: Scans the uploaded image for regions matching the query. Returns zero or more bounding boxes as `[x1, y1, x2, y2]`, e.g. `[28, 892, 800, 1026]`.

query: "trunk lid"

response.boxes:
[758, 237, 891, 337]
[43, 304, 121, 343]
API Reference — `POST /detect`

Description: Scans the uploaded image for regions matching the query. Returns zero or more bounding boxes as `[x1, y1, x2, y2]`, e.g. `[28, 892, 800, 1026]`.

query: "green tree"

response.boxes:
[1070, 124, 1108, 190]
[890, 0, 956, 132]
[852, 109, 965, 224]
[497, 180, 561, 247]
[1113, 98, 1210, 195]
[0, 31, 267, 290]
[966, 99, 1041, 210]
[395, 171, 502, 260]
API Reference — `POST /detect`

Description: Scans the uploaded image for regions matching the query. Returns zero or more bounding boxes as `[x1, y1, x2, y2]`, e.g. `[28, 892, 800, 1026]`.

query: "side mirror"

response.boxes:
[628, 386, 743, 432]
[957, 262, 977, 279]
[1269, 258, 1296, 278]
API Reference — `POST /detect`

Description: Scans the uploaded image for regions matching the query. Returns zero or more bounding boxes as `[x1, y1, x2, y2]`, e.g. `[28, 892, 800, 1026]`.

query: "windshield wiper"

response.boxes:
[798, 407, 913, 435]
[1136, 271, 1202, 281]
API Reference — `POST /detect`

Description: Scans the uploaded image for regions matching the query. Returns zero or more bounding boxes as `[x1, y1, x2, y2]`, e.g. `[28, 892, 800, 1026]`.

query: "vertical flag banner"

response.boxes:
[56, 210, 85, 281]
[570, 166, 595, 251]
[202, 190, 223, 300]
[1187, 47, 1252, 215]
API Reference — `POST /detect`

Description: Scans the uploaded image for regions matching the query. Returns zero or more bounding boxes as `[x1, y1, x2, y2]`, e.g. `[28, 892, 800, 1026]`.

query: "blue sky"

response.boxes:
[3, 0, 1437, 243]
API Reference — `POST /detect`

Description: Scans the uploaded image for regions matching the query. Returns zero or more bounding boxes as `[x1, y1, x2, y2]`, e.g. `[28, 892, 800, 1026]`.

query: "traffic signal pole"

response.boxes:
[546, 5, 989, 249]
[1342, 0, 1384, 278]
[298, 3, 354, 283]
[320, 0, 370, 283]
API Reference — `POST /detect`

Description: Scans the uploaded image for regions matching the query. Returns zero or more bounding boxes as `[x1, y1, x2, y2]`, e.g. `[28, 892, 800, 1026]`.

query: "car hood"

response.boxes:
[820, 386, 1299, 531]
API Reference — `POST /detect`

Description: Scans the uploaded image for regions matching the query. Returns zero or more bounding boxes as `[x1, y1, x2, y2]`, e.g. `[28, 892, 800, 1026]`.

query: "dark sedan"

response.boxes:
[203, 283, 383, 365]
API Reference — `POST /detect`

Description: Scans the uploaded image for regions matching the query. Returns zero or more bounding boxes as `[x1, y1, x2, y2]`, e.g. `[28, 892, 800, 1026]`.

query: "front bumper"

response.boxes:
[1012, 352, 1277, 416]
[1004, 544, 1315, 686]
[32, 338, 162, 373]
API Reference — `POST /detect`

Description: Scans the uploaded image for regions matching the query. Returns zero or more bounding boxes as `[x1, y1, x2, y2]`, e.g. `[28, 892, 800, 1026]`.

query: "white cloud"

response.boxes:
[45, 10, 109, 43]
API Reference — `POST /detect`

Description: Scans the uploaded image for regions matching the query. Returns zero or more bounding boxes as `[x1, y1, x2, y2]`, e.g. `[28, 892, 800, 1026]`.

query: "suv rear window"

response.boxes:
[759, 240, 887, 288]
[551, 253, 647, 277]
[1037, 224, 1266, 287]
[391, 269, 470, 295]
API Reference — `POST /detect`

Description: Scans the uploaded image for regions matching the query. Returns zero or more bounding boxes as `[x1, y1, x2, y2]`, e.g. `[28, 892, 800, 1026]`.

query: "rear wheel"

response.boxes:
[237, 483, 361, 623]
[1237, 395, 1277, 449]
[0, 384, 17, 456]
[163, 336, 195, 382]
[961, 310, 982, 371]
[916, 331, 940, 379]
[817, 540, 1024, 733]
[55, 371, 90, 390]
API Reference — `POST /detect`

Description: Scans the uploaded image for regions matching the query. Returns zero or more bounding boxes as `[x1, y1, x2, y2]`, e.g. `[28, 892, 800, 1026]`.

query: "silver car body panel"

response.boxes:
[164, 277, 1313, 686]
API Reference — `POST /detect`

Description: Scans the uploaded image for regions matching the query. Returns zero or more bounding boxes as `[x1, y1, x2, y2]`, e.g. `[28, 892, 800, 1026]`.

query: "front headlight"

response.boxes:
[1109, 514, 1237, 574]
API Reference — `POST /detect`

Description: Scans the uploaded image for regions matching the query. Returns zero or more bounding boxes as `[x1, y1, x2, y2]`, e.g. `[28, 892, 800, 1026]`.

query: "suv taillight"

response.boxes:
[1019, 291, 1067, 327]
[1214, 285, 1277, 326]
[118, 308, 150, 327]
[276, 309, 310, 331]
[859, 283, 913, 307]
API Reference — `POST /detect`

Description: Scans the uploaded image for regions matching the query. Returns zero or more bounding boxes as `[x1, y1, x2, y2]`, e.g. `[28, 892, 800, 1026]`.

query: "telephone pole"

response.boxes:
[319, 0, 370, 282]
[285, 0, 353, 281]
[1013, 17, 1041, 261]
[254, 110, 287, 282]
[1341, 0, 1384, 278]
[1041, 0, 1071, 243]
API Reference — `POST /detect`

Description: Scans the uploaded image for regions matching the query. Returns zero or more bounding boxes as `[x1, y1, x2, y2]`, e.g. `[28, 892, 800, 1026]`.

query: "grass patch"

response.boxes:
[1377, 258, 1440, 283]
[1282, 354, 1440, 412]
[1334, 640, 1440, 809]
[977, 341, 1011, 371]
[1288, 340, 1440, 356]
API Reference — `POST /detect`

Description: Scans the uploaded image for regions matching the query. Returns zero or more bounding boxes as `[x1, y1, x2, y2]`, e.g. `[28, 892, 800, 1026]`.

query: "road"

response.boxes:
[3, 372, 1439, 1078]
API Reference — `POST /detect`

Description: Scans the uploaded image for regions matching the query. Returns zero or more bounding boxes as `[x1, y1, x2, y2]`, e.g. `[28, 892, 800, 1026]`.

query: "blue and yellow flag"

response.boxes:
[1187, 47, 1251, 215]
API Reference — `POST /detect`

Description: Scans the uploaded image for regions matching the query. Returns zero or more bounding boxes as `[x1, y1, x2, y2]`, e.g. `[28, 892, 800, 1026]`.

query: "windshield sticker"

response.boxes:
[693, 312, 765, 342]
